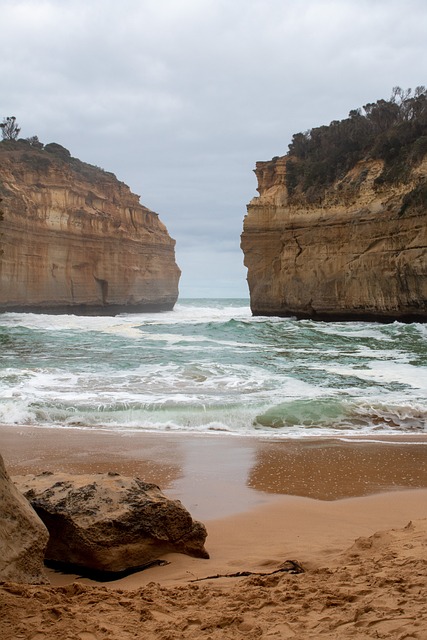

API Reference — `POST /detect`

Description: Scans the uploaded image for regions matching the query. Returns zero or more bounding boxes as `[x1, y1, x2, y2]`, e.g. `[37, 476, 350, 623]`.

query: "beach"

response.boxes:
[1, 425, 427, 638]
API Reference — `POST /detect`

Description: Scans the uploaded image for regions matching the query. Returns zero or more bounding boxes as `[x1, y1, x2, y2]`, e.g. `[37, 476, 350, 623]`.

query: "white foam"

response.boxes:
[315, 323, 394, 341]
[0, 399, 36, 424]
[0, 302, 252, 339]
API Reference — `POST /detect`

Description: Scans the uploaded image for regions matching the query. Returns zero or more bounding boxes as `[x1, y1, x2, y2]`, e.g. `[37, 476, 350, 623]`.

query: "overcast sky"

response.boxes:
[1, 0, 426, 297]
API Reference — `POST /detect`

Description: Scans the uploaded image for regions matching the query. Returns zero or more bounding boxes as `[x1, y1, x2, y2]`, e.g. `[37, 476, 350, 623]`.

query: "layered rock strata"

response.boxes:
[0, 453, 48, 584]
[0, 141, 180, 314]
[241, 156, 427, 321]
[15, 471, 209, 578]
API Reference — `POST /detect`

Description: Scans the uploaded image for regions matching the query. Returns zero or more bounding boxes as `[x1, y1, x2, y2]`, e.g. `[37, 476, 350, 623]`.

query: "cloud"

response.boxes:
[1, 0, 426, 296]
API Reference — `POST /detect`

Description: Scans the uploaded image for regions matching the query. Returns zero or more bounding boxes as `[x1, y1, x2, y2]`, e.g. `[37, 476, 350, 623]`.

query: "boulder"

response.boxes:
[0, 454, 49, 584]
[14, 471, 209, 577]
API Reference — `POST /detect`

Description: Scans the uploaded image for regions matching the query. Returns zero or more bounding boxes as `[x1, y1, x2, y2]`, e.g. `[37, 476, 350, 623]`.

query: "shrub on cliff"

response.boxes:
[399, 181, 427, 216]
[44, 142, 71, 160]
[286, 87, 427, 203]
[26, 135, 44, 149]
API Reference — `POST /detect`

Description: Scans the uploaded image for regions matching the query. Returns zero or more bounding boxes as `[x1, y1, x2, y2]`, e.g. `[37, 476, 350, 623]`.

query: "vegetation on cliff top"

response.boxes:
[284, 87, 427, 203]
[0, 136, 117, 185]
[0, 113, 111, 180]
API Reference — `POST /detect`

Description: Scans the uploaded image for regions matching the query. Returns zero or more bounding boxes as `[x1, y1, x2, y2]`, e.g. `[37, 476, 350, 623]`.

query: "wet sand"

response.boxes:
[1, 425, 427, 519]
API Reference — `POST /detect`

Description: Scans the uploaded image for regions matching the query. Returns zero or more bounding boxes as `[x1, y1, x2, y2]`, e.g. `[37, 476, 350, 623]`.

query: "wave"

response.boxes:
[0, 299, 425, 438]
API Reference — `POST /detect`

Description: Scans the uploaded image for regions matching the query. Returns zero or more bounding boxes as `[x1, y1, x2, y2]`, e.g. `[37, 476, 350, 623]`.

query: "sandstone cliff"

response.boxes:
[0, 140, 180, 314]
[241, 155, 427, 322]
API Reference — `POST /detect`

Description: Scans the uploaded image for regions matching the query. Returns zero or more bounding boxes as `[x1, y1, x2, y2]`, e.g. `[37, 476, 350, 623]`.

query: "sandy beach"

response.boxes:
[1, 425, 427, 638]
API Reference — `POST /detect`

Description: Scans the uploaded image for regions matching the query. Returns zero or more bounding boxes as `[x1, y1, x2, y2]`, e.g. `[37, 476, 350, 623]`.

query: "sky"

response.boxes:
[1, 0, 426, 298]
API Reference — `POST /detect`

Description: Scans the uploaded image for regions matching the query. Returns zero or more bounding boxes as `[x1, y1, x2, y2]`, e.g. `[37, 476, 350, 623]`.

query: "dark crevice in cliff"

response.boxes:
[129, 209, 139, 232]
[95, 277, 109, 305]
[293, 235, 303, 260]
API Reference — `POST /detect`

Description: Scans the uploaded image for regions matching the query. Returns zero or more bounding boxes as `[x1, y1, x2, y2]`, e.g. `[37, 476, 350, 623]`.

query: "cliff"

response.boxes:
[0, 140, 180, 314]
[241, 89, 427, 322]
[241, 156, 427, 321]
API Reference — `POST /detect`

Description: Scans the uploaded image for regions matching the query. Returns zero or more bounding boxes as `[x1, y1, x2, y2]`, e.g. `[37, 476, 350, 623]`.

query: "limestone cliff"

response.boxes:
[241, 155, 427, 321]
[0, 140, 180, 314]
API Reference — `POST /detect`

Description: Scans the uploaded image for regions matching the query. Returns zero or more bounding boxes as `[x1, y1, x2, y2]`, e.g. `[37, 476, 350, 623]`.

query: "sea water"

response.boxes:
[0, 298, 426, 438]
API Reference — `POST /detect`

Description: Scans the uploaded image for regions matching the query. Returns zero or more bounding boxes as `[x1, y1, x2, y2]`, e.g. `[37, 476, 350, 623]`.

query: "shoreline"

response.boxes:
[2, 424, 427, 520]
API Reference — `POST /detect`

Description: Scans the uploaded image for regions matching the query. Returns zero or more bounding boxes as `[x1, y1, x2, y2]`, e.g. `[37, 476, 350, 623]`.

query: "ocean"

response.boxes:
[0, 298, 426, 439]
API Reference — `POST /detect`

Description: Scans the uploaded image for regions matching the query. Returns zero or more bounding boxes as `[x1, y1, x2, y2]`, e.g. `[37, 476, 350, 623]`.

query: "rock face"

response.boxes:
[0, 141, 180, 314]
[241, 156, 427, 321]
[15, 471, 209, 576]
[0, 453, 49, 584]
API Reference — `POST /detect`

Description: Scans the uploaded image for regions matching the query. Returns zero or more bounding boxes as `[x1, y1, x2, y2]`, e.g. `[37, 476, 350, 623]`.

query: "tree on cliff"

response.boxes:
[285, 87, 427, 202]
[1, 116, 21, 141]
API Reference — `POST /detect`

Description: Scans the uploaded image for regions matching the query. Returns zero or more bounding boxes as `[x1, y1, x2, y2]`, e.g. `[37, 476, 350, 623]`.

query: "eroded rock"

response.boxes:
[0, 454, 49, 584]
[241, 156, 427, 321]
[14, 471, 209, 576]
[0, 140, 180, 314]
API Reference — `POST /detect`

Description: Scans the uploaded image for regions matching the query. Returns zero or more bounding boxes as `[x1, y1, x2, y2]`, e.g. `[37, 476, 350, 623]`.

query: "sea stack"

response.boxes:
[0, 140, 180, 314]
[241, 90, 427, 322]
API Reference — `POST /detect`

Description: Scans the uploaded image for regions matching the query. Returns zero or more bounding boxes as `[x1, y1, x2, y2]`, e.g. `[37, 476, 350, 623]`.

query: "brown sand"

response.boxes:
[1, 425, 427, 639]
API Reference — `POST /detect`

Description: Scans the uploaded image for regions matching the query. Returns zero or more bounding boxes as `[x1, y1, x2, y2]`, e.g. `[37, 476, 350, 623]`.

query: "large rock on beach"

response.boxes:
[14, 471, 209, 577]
[0, 139, 180, 314]
[0, 454, 49, 584]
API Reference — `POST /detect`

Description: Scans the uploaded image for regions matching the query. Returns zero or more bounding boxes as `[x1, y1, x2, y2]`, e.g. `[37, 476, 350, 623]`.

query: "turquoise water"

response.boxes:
[0, 298, 426, 438]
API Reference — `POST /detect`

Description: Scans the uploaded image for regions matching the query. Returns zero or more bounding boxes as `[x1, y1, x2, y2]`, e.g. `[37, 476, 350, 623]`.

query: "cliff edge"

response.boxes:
[241, 90, 427, 321]
[0, 140, 180, 314]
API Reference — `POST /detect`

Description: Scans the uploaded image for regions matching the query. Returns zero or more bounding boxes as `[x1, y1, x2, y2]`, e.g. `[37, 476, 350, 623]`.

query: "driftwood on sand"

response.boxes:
[190, 559, 304, 581]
